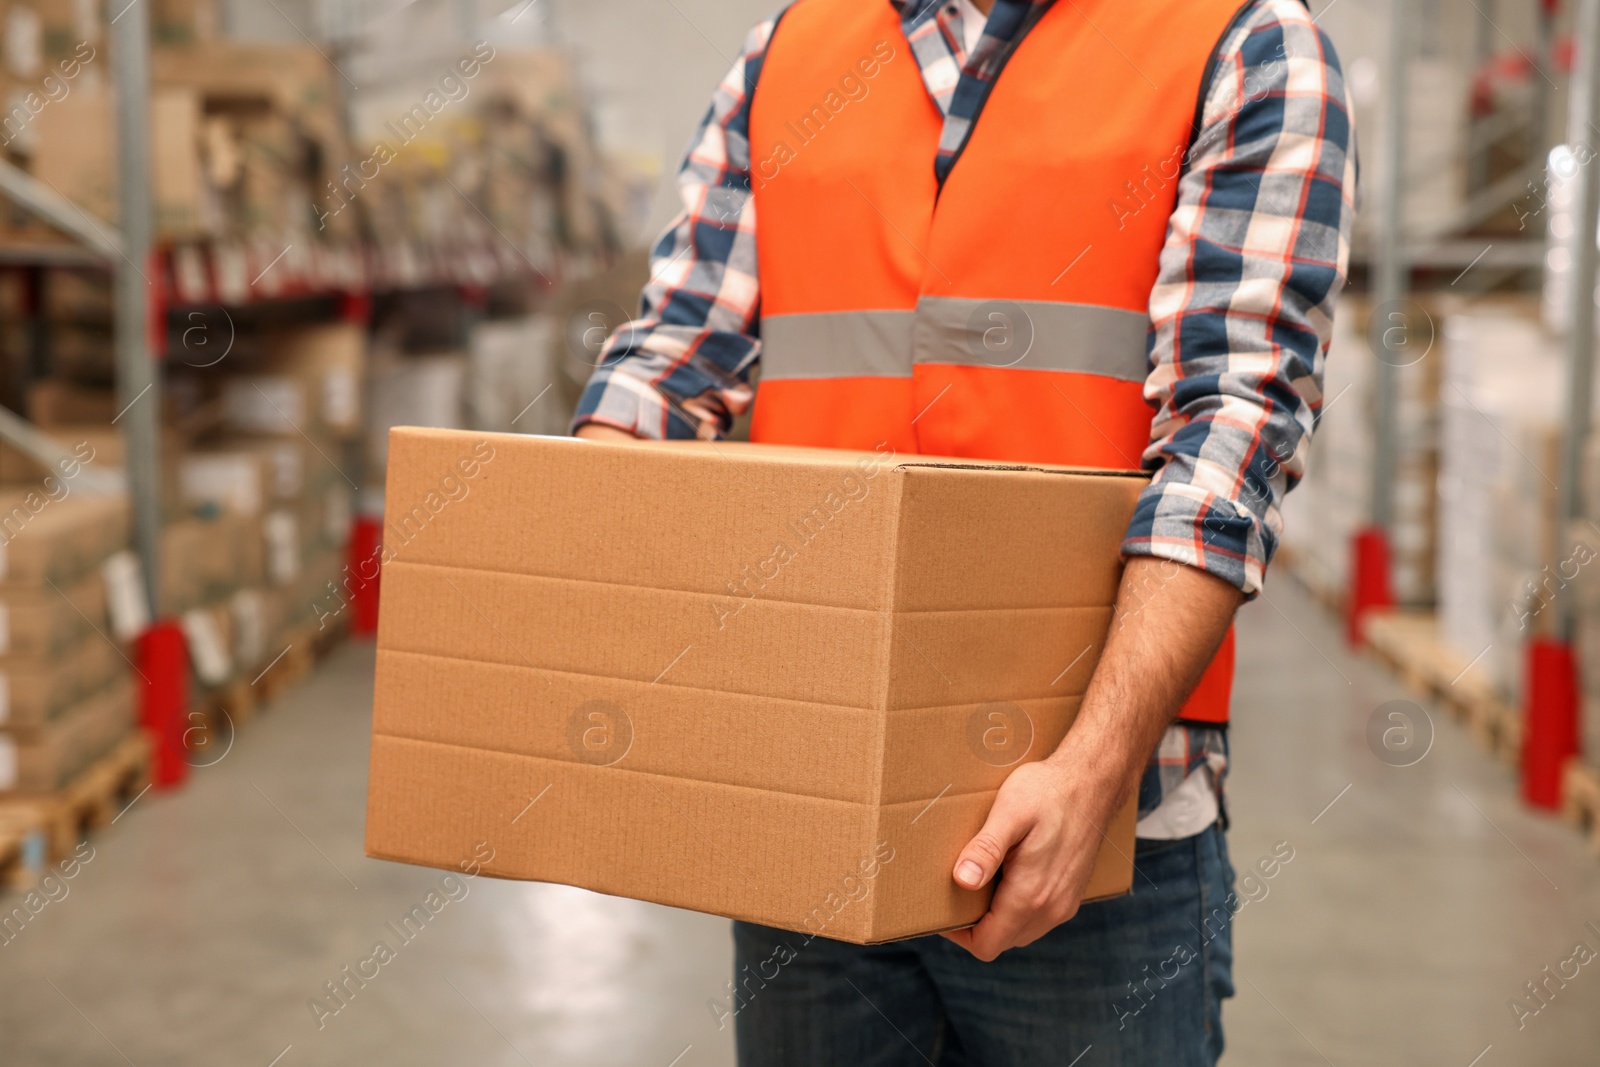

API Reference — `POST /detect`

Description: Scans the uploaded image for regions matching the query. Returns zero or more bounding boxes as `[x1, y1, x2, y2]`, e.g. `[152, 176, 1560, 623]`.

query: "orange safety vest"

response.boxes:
[747, 0, 1244, 724]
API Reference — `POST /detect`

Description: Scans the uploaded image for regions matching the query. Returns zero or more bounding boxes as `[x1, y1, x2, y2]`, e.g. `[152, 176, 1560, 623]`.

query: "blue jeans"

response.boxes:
[731, 824, 1235, 1066]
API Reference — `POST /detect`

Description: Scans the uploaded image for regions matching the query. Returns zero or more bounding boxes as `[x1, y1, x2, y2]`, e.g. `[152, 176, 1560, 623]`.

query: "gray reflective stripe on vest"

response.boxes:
[912, 298, 1148, 381]
[760, 300, 1148, 382]
[761, 310, 916, 379]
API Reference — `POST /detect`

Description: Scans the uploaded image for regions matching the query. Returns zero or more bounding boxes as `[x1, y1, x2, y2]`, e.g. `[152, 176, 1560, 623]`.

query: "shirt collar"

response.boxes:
[890, 0, 1052, 21]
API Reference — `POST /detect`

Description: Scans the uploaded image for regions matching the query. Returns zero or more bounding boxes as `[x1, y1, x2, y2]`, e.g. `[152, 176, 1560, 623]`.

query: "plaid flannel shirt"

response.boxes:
[574, 0, 1356, 826]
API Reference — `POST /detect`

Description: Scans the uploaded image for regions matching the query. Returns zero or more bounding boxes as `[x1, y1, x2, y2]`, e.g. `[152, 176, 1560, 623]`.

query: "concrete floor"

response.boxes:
[2, 580, 1598, 1066]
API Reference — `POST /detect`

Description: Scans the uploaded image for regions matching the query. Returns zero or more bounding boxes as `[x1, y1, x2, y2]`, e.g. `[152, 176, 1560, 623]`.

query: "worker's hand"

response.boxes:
[574, 396, 722, 442]
[941, 558, 1240, 961]
[574, 423, 640, 443]
[941, 755, 1122, 961]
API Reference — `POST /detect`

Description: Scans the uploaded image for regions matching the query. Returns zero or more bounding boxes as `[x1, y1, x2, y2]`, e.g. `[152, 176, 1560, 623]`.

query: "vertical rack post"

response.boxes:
[1369, 0, 1409, 534]
[1533, 0, 1558, 166]
[1349, 0, 1410, 644]
[112, 0, 162, 617]
[1527, 0, 1600, 809]
[1467, 1, 1494, 193]
[1557, 0, 1600, 641]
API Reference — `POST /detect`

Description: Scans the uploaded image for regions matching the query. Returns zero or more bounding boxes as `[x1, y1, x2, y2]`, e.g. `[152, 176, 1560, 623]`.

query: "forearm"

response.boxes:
[1044, 557, 1242, 818]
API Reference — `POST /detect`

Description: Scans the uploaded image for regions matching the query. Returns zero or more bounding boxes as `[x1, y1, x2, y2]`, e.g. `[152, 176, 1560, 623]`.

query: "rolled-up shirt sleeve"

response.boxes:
[1121, 0, 1357, 597]
[572, 18, 774, 440]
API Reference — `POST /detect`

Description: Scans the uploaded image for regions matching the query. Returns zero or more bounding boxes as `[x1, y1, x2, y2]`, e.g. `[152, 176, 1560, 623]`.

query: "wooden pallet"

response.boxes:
[1562, 760, 1600, 855]
[310, 612, 350, 659]
[0, 806, 48, 891]
[8, 733, 152, 862]
[183, 621, 347, 762]
[254, 625, 318, 705]
[186, 676, 253, 766]
[1362, 611, 1522, 766]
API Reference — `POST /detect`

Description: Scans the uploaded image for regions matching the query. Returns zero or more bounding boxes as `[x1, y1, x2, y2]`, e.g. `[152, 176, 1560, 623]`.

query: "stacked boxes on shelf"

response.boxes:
[148, 42, 355, 244]
[365, 353, 467, 479]
[12, 30, 639, 263]
[0, 0, 109, 242]
[340, 46, 637, 273]
[467, 316, 561, 436]
[1277, 294, 1441, 607]
[175, 322, 361, 692]
[1435, 301, 1570, 700]
[2, 0, 354, 246]
[0, 476, 136, 796]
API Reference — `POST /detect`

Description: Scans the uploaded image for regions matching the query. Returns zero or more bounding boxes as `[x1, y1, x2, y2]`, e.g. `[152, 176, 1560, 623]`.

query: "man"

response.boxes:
[575, 0, 1354, 1060]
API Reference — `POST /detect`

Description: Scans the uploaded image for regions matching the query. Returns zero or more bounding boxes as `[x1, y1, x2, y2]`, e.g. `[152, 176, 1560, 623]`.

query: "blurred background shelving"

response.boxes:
[2, 1, 1600, 1064]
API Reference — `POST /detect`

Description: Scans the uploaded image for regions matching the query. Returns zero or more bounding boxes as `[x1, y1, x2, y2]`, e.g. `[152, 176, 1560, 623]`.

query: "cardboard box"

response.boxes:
[294, 544, 346, 635]
[180, 447, 272, 516]
[153, 0, 218, 45]
[28, 90, 115, 222]
[263, 508, 300, 586]
[221, 376, 311, 438]
[366, 431, 1141, 944]
[0, 569, 107, 657]
[0, 635, 124, 731]
[262, 323, 366, 437]
[160, 512, 262, 612]
[28, 381, 117, 427]
[39, 272, 112, 324]
[152, 86, 206, 238]
[152, 44, 343, 148]
[190, 436, 326, 515]
[0, 675, 134, 793]
[180, 602, 233, 686]
[0, 490, 128, 588]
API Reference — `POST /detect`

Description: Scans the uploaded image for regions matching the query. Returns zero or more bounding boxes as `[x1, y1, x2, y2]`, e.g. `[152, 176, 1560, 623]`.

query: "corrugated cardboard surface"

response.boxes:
[0, 636, 124, 731]
[367, 430, 1145, 943]
[0, 571, 108, 657]
[0, 677, 135, 794]
[0, 493, 130, 586]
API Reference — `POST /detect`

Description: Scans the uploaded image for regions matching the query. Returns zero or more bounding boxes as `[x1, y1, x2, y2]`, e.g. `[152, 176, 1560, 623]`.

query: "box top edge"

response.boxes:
[388, 429, 1149, 481]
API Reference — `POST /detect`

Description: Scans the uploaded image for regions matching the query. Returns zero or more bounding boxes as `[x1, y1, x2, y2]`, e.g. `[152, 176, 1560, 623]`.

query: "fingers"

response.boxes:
[952, 783, 1036, 890]
[573, 423, 640, 443]
[943, 878, 1034, 961]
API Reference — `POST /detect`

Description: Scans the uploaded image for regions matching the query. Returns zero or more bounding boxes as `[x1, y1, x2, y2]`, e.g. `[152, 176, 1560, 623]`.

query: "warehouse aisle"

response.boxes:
[2, 579, 1598, 1067]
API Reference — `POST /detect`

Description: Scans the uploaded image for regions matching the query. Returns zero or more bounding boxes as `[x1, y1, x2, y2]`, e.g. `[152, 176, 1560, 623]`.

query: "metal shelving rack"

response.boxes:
[111, 0, 164, 617]
[1345, 0, 1598, 809]
[1540, 0, 1600, 809]
[0, 0, 161, 616]
[1358, 0, 1412, 624]
[0, 0, 582, 622]
[1353, 0, 1570, 624]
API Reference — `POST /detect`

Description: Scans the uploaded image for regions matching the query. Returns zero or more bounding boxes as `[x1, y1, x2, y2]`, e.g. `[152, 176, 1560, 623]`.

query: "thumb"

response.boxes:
[953, 790, 1034, 890]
